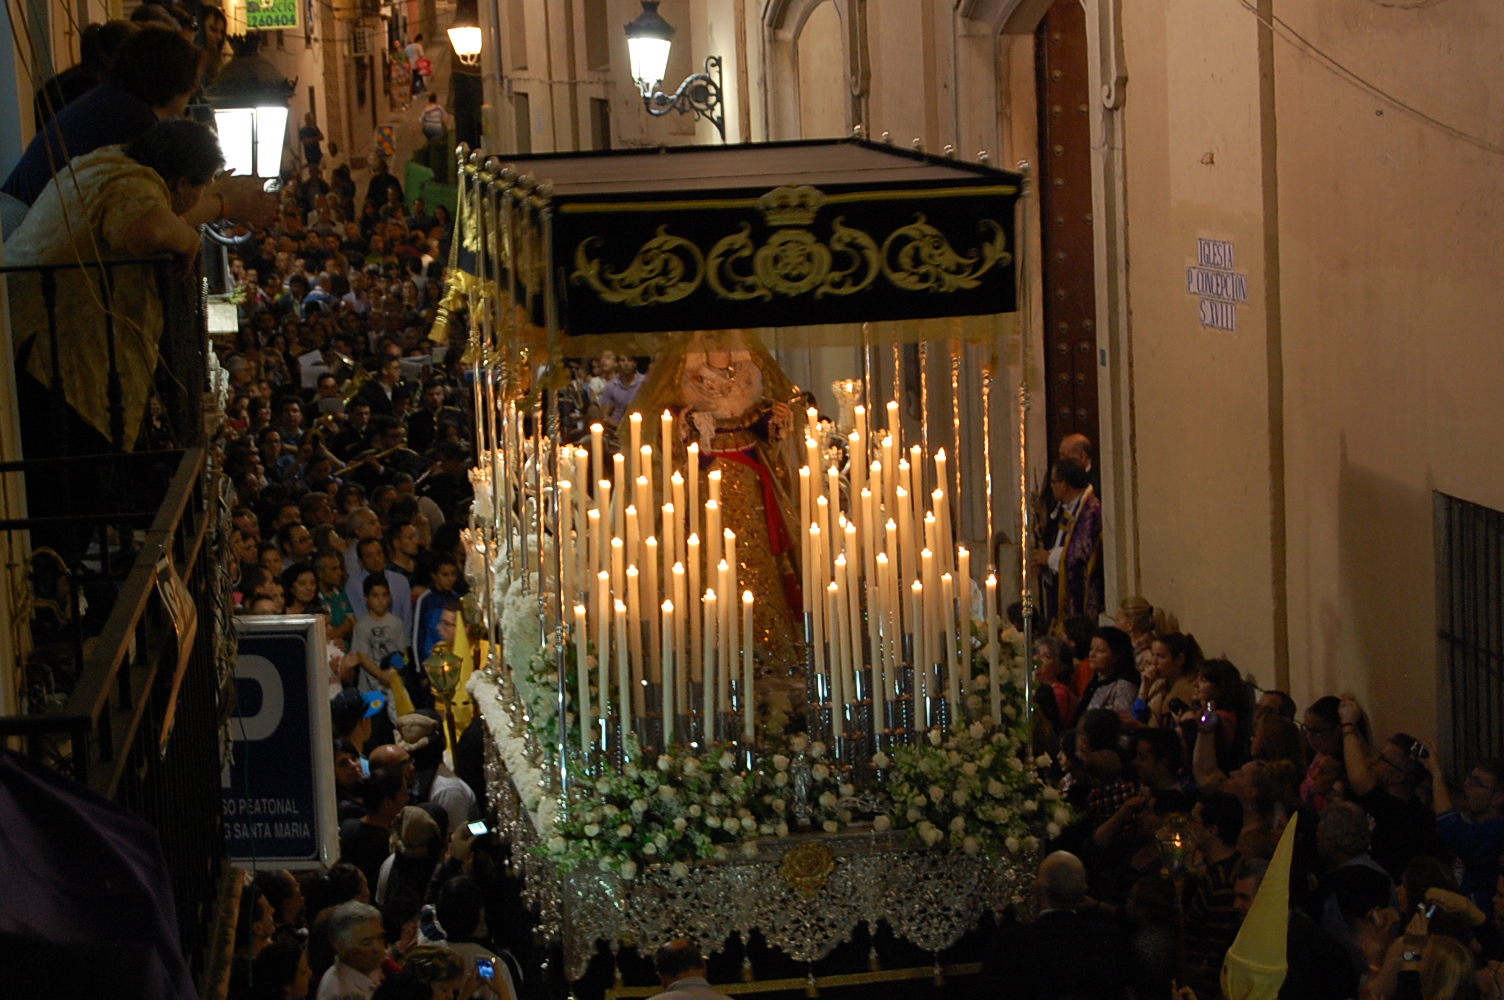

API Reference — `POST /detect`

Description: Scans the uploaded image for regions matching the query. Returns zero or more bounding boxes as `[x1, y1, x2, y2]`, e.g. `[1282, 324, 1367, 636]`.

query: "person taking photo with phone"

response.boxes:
[1417, 740, 1504, 912]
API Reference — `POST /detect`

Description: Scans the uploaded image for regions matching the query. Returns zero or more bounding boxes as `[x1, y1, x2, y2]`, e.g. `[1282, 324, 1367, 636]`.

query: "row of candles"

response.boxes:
[549, 400, 1007, 758]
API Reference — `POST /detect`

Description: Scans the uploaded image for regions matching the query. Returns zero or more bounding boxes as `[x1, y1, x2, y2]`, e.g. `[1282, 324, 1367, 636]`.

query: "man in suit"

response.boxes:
[647, 939, 727, 1000]
[979, 851, 1130, 999]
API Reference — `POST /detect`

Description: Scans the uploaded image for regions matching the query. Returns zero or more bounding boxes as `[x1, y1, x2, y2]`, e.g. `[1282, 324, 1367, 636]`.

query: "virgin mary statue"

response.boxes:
[628, 330, 805, 720]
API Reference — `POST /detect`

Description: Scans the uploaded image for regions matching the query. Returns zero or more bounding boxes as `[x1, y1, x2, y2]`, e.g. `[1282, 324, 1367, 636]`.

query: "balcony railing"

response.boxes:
[0, 255, 231, 981]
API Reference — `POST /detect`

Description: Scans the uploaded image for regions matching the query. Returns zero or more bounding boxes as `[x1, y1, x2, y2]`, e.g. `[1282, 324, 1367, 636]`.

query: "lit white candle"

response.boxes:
[597, 478, 612, 567]
[942, 571, 959, 718]
[876, 551, 893, 702]
[615, 598, 631, 737]
[672, 562, 687, 714]
[610, 536, 625, 604]
[587, 508, 603, 580]
[809, 525, 827, 687]
[670, 472, 687, 567]
[574, 603, 591, 756]
[687, 443, 700, 544]
[708, 468, 721, 507]
[702, 588, 717, 733]
[661, 600, 675, 745]
[924, 509, 939, 563]
[660, 410, 674, 498]
[827, 581, 844, 739]
[635, 475, 651, 568]
[799, 466, 812, 563]
[590, 423, 605, 492]
[628, 412, 642, 483]
[723, 528, 738, 599]
[921, 548, 938, 665]
[882, 433, 897, 515]
[705, 500, 721, 580]
[806, 406, 819, 442]
[896, 488, 914, 591]
[910, 444, 924, 501]
[627, 565, 644, 715]
[827, 465, 841, 529]
[661, 502, 677, 589]
[596, 570, 610, 736]
[933, 486, 952, 575]
[844, 547, 864, 705]
[645, 538, 660, 682]
[637, 451, 653, 515]
[986, 573, 1000, 725]
[741, 591, 755, 741]
[687, 534, 702, 683]
[626, 504, 640, 578]
[805, 438, 820, 486]
[718, 559, 733, 712]
[612, 453, 627, 539]
[910, 581, 926, 703]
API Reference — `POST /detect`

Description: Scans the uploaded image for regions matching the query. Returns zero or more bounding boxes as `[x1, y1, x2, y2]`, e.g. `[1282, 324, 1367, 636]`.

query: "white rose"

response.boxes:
[658, 785, 677, 800]
[710, 792, 725, 806]
[840, 809, 853, 823]
[683, 758, 701, 776]
[906, 807, 922, 822]
[671, 861, 689, 878]
[962, 836, 980, 855]
[688, 804, 702, 817]
[642, 842, 658, 856]
[811, 741, 827, 759]
[617, 823, 634, 837]
[948, 751, 963, 766]
[922, 825, 944, 846]
[604, 804, 620, 816]
[719, 752, 736, 771]
[928, 785, 945, 804]
[819, 791, 838, 809]
[1046, 822, 1062, 838]
[812, 763, 830, 781]
[714, 846, 730, 860]
[776, 822, 790, 837]
[987, 780, 1005, 797]
[658, 755, 673, 771]
[961, 762, 978, 777]
[584, 823, 601, 838]
[928, 729, 944, 747]
[912, 794, 927, 808]
[759, 823, 776, 835]
[774, 772, 788, 787]
[674, 817, 688, 832]
[791, 735, 809, 752]
[949, 815, 966, 833]
[631, 799, 649, 815]
[1053, 806, 1071, 825]
[952, 789, 968, 807]
[1003, 704, 1018, 719]
[1025, 836, 1040, 851]
[1004, 836, 1020, 853]
[771, 798, 786, 813]
[773, 754, 790, 771]
[823, 820, 839, 833]
[654, 832, 668, 847]
[995, 807, 1011, 823]
[839, 783, 856, 798]
[1022, 800, 1038, 813]
[621, 860, 638, 879]
[992, 733, 1006, 746]
[595, 779, 612, 794]
[873, 814, 892, 833]
[1035, 754, 1053, 768]
[1042, 786, 1061, 801]
[740, 816, 756, 831]
[872, 752, 892, 769]
[706, 815, 722, 829]
[547, 835, 567, 853]
[1007, 756, 1024, 772]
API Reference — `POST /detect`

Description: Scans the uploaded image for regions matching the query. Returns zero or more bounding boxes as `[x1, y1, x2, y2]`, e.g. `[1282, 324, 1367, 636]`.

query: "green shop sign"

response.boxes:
[246, 0, 300, 31]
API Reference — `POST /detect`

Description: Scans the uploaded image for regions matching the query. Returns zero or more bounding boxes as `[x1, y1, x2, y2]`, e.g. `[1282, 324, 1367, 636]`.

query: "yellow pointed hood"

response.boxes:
[1221, 813, 1296, 1000]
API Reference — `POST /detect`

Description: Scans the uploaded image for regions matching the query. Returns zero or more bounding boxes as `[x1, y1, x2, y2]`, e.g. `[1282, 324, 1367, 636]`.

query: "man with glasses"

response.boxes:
[1338, 695, 1447, 879]
[1417, 741, 1504, 910]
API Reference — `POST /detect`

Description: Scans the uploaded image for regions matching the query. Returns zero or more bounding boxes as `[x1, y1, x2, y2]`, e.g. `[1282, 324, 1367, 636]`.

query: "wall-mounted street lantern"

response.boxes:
[448, 0, 482, 67]
[623, 1, 725, 142]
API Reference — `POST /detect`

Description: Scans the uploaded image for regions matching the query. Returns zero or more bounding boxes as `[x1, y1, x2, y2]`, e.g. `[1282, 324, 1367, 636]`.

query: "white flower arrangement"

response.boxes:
[542, 739, 758, 877]
[879, 720, 1063, 859]
[751, 735, 852, 836]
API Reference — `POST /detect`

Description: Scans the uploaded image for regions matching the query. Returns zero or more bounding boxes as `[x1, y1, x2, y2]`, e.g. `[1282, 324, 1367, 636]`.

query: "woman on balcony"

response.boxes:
[7, 117, 221, 456]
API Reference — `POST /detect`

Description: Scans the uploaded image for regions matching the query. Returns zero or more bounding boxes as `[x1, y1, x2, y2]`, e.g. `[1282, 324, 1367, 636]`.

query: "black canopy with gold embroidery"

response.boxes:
[491, 138, 1021, 338]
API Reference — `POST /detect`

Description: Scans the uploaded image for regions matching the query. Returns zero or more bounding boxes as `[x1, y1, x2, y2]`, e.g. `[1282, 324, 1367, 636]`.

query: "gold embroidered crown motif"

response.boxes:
[756, 185, 826, 227]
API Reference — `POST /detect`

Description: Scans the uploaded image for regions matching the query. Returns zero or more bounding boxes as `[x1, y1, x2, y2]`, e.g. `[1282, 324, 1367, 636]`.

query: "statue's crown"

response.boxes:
[756, 185, 826, 226]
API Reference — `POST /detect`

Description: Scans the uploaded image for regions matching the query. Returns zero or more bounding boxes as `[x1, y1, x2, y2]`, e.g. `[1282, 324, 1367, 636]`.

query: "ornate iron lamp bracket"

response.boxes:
[643, 55, 727, 142]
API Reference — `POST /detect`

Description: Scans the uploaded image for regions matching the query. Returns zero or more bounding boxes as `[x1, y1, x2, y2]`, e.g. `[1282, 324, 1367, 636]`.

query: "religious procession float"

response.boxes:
[440, 137, 1062, 993]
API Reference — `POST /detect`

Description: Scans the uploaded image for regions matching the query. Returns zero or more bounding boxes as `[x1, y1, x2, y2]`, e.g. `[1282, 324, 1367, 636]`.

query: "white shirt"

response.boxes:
[316, 959, 383, 1000]
[429, 767, 478, 832]
[1047, 492, 1085, 574]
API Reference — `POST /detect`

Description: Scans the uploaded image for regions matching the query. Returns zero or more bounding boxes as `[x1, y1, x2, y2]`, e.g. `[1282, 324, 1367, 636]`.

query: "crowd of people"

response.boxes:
[1000, 584, 1504, 1000]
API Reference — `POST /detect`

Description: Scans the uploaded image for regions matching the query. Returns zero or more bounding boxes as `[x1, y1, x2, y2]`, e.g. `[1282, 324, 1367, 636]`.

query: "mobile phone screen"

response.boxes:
[476, 957, 495, 981]
[468, 820, 489, 836]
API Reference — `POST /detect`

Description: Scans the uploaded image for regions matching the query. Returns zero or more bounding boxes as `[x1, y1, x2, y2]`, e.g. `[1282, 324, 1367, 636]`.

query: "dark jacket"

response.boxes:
[979, 909, 1130, 999]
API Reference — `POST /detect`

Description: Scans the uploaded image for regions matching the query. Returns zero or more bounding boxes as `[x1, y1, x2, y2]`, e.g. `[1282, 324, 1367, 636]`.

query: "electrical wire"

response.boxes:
[1232, 0, 1504, 158]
